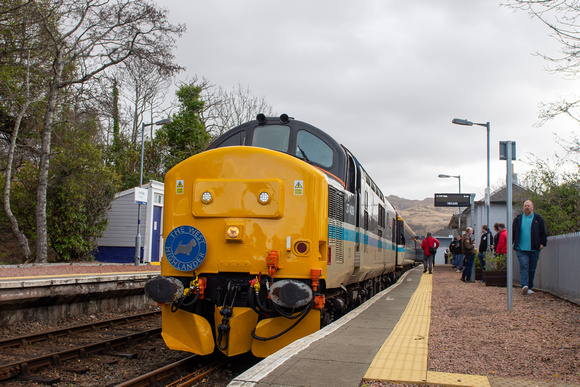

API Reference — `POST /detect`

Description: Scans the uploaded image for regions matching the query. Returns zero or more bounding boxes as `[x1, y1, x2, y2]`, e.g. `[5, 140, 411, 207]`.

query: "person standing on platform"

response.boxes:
[449, 234, 463, 272]
[460, 227, 476, 282]
[495, 223, 507, 255]
[421, 232, 439, 274]
[512, 200, 548, 296]
[491, 223, 500, 253]
[477, 225, 491, 282]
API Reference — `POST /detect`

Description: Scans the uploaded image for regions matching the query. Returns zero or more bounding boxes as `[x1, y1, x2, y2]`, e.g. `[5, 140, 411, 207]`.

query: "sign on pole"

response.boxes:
[135, 187, 148, 205]
[433, 193, 472, 207]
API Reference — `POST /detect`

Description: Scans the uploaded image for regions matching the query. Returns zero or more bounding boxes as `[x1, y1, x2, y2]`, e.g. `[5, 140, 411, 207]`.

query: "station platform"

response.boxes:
[0, 264, 160, 326]
[229, 266, 579, 387]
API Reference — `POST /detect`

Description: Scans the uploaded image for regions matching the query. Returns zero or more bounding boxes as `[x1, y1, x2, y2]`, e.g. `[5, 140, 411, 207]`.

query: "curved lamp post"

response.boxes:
[438, 174, 462, 234]
[452, 118, 491, 253]
[134, 117, 172, 266]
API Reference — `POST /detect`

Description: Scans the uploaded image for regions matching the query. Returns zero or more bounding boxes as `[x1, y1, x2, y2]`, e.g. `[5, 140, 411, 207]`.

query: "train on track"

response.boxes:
[145, 114, 421, 358]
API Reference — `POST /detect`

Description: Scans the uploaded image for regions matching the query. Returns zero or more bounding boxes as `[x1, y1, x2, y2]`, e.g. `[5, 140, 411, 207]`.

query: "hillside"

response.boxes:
[387, 195, 453, 237]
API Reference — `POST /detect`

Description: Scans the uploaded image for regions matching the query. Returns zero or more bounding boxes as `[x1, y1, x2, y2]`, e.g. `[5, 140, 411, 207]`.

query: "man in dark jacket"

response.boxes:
[512, 200, 548, 296]
[449, 235, 463, 271]
[477, 225, 491, 282]
[460, 227, 476, 283]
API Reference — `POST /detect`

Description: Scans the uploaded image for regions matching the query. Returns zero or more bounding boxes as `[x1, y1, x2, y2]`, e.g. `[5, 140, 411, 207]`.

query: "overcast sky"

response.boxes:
[158, 0, 578, 201]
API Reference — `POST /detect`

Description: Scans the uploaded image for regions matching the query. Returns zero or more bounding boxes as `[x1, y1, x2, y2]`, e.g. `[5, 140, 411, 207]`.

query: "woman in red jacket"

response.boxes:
[495, 223, 507, 255]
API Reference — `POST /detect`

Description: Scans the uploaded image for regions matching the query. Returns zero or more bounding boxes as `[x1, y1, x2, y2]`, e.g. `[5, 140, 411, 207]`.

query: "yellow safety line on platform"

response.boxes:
[363, 272, 491, 387]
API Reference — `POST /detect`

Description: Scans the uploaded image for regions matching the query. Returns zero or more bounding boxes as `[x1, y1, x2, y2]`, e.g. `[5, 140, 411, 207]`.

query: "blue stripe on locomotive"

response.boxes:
[328, 224, 398, 251]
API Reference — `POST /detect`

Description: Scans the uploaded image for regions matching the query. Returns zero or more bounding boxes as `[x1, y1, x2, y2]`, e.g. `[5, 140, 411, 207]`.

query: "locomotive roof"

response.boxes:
[206, 114, 348, 186]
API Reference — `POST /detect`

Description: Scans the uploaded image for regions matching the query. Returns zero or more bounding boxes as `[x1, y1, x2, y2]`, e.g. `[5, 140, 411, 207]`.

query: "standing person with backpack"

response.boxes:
[421, 232, 439, 274]
[449, 234, 463, 272]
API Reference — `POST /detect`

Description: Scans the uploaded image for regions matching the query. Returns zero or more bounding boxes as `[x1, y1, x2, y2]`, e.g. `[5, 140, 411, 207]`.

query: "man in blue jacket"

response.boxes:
[512, 200, 548, 295]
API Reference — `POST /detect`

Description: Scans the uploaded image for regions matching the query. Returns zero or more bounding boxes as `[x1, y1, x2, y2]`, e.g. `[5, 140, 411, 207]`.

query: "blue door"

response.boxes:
[151, 206, 162, 262]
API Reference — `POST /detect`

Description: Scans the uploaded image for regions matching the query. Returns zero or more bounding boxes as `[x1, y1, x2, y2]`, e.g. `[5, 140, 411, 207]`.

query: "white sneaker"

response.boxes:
[522, 286, 529, 295]
[456, 269, 462, 273]
[527, 289, 535, 295]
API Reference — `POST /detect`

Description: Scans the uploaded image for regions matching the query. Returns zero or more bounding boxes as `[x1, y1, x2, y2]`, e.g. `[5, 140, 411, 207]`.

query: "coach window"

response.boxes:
[252, 125, 290, 152]
[295, 130, 333, 167]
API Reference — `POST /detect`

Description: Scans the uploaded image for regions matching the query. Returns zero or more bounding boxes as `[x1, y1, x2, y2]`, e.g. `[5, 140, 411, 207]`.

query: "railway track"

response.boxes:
[0, 311, 161, 350]
[0, 308, 256, 386]
[0, 327, 162, 382]
[117, 356, 229, 387]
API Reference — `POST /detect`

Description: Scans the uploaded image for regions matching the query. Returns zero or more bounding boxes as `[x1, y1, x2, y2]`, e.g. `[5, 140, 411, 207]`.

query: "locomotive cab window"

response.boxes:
[219, 130, 246, 147]
[252, 125, 290, 152]
[295, 130, 334, 168]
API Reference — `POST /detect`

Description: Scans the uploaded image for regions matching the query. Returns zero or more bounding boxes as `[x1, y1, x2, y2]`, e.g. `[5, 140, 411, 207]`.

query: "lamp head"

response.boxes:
[155, 118, 172, 126]
[452, 118, 473, 126]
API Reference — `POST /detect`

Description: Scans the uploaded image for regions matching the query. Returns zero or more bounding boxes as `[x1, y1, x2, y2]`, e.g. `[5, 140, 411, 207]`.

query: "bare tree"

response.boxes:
[121, 57, 175, 144]
[21, 0, 184, 263]
[506, 1, 580, 128]
[200, 81, 276, 138]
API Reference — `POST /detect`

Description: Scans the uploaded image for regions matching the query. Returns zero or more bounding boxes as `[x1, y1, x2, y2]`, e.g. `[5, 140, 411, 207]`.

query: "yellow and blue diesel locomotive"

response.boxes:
[145, 114, 418, 358]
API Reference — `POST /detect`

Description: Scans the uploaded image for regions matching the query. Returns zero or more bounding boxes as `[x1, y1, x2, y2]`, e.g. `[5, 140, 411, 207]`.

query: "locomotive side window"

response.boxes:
[295, 130, 333, 167]
[252, 125, 290, 152]
[218, 130, 246, 147]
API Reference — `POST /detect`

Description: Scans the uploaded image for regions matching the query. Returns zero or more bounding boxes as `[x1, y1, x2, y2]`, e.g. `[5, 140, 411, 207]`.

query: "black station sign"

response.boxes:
[433, 193, 472, 207]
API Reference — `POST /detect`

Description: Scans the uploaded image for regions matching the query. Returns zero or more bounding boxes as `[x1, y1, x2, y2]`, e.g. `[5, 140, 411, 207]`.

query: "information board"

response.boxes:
[434, 193, 471, 207]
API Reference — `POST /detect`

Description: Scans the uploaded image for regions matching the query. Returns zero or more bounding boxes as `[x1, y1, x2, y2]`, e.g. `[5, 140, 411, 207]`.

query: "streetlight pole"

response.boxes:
[438, 174, 462, 234]
[452, 118, 491, 253]
[134, 118, 172, 266]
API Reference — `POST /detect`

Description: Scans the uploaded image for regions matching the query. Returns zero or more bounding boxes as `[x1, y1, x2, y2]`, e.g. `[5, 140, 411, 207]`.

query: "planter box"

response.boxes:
[475, 268, 483, 281]
[485, 270, 507, 287]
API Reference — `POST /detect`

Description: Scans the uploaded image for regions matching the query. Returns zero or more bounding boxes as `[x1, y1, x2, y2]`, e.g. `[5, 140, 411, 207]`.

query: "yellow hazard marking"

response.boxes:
[294, 180, 303, 195]
[176, 180, 184, 194]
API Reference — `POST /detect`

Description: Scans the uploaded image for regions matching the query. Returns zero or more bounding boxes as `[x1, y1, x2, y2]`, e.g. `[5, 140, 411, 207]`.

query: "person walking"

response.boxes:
[477, 225, 491, 282]
[512, 200, 548, 296]
[460, 227, 476, 283]
[449, 234, 463, 272]
[420, 232, 439, 274]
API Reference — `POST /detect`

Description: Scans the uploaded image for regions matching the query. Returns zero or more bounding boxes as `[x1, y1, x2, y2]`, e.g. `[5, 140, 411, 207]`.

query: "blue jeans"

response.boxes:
[516, 249, 541, 289]
[461, 254, 475, 280]
[453, 253, 464, 269]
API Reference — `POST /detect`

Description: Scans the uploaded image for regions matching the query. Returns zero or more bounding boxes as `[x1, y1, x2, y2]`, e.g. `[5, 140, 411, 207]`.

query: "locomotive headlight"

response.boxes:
[227, 226, 240, 238]
[225, 224, 243, 242]
[293, 240, 311, 256]
[258, 191, 270, 204]
[201, 191, 213, 204]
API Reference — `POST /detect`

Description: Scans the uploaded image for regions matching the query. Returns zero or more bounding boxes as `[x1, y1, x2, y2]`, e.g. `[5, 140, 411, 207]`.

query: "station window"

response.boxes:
[154, 194, 163, 204]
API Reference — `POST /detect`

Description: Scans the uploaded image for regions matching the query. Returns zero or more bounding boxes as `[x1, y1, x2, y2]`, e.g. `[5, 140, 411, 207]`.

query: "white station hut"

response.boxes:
[95, 180, 164, 264]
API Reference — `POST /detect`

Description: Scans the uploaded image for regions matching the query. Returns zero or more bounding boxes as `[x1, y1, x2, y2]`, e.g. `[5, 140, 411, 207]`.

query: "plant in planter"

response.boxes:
[484, 252, 507, 287]
[485, 252, 506, 271]
[474, 249, 483, 280]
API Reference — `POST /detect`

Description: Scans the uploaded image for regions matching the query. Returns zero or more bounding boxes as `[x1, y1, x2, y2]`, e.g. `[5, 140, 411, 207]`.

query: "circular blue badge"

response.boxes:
[165, 226, 207, 272]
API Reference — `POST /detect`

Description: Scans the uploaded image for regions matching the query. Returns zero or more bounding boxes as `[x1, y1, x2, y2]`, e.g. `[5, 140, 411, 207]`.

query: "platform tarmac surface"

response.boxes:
[229, 267, 579, 387]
